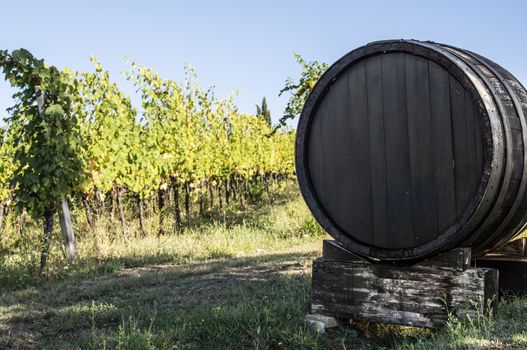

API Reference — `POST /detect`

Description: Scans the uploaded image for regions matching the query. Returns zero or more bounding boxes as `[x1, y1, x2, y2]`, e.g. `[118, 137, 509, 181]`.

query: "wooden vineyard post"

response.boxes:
[36, 86, 76, 263]
[58, 198, 76, 261]
[36, 87, 55, 270]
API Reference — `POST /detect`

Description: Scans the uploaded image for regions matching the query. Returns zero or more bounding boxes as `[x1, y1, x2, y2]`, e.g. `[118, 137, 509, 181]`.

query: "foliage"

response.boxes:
[0, 49, 295, 218]
[278, 53, 328, 128]
[0, 48, 296, 270]
[256, 96, 272, 127]
[0, 126, 16, 202]
[0, 49, 85, 218]
[124, 59, 295, 195]
[68, 58, 138, 198]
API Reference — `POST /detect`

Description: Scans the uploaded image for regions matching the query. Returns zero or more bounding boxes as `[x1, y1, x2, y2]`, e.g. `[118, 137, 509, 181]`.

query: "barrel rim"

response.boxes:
[295, 39, 502, 260]
[440, 44, 522, 253]
[460, 48, 527, 252]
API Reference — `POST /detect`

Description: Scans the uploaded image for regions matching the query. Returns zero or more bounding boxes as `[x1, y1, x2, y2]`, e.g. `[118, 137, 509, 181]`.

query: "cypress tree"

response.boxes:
[256, 97, 272, 127]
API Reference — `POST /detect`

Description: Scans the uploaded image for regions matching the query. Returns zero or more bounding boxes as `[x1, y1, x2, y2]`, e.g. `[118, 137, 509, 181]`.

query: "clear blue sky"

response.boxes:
[0, 0, 526, 126]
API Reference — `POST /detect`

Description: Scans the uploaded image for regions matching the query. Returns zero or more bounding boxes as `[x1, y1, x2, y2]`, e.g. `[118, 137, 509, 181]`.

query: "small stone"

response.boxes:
[305, 314, 338, 328]
[307, 319, 325, 334]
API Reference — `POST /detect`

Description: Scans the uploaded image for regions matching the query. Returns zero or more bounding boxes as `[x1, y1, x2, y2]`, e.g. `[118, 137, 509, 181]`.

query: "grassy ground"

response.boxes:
[2, 185, 527, 349]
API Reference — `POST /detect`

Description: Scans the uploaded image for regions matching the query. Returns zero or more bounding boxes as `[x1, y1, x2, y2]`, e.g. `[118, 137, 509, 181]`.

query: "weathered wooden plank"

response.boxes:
[347, 61, 373, 243]
[311, 258, 498, 329]
[474, 99, 484, 182]
[322, 240, 470, 270]
[382, 53, 414, 248]
[476, 253, 527, 296]
[307, 93, 332, 216]
[405, 55, 438, 244]
[429, 61, 457, 233]
[465, 93, 480, 200]
[419, 247, 472, 270]
[450, 76, 472, 213]
[329, 75, 352, 236]
[366, 55, 389, 247]
[312, 303, 442, 328]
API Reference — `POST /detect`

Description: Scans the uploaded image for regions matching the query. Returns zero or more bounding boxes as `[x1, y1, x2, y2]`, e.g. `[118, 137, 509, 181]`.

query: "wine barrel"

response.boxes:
[296, 39, 527, 261]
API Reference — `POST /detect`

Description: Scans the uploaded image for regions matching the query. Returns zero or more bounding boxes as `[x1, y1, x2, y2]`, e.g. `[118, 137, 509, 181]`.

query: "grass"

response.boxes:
[392, 297, 527, 349]
[1, 250, 322, 349]
[1, 184, 527, 349]
[0, 184, 329, 349]
[0, 183, 324, 289]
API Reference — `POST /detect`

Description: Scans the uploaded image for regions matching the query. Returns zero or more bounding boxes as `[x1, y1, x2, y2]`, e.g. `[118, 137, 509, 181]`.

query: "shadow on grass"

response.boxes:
[0, 251, 323, 350]
[0, 238, 314, 293]
[0, 251, 226, 293]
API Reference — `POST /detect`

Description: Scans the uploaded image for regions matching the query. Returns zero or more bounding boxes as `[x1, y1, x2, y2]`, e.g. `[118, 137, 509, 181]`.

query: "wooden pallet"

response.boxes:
[476, 238, 527, 296]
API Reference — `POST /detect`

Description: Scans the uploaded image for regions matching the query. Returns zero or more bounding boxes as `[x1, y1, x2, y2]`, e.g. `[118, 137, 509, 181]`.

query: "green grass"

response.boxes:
[2, 185, 527, 349]
[1, 251, 323, 349]
[392, 297, 527, 349]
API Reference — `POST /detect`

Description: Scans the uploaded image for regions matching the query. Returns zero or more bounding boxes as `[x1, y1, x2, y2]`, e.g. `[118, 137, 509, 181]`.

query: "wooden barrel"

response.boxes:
[296, 40, 527, 261]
